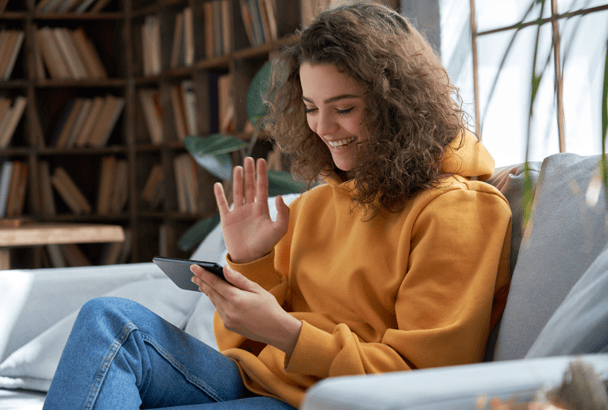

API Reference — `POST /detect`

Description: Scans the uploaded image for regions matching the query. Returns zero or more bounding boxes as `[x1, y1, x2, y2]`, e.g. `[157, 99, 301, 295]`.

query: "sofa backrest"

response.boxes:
[487, 153, 608, 361]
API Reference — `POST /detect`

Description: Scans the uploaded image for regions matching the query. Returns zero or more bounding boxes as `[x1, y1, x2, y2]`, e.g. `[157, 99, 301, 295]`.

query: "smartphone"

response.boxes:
[153, 256, 226, 292]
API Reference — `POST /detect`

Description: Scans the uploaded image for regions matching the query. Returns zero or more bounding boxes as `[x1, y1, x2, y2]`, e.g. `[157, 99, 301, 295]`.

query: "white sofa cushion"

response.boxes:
[0, 278, 200, 392]
[494, 153, 608, 361]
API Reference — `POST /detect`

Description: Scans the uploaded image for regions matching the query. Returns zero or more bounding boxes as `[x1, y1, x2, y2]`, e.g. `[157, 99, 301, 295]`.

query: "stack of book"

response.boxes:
[239, 0, 278, 47]
[0, 29, 24, 81]
[170, 7, 194, 68]
[170, 80, 197, 141]
[49, 94, 125, 148]
[35, 26, 107, 80]
[0, 96, 27, 148]
[35, 0, 113, 13]
[142, 15, 161, 77]
[0, 160, 28, 218]
[202, 1, 231, 59]
[173, 153, 207, 214]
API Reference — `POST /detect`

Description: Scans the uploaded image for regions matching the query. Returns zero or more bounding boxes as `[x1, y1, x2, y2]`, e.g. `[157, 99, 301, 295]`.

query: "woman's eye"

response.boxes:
[304, 107, 317, 114]
[336, 107, 354, 114]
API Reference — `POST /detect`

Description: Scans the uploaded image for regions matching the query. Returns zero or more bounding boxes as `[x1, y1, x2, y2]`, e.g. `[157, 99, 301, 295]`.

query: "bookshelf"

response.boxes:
[0, 0, 302, 269]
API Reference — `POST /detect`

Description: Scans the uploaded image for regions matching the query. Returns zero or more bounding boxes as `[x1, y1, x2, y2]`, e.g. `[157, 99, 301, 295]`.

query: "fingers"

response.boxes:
[256, 158, 269, 205]
[214, 182, 230, 216]
[274, 195, 290, 232]
[244, 157, 256, 204]
[233, 157, 268, 206]
[232, 165, 243, 208]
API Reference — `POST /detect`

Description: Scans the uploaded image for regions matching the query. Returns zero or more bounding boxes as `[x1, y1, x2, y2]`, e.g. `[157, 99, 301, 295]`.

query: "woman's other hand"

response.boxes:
[214, 157, 290, 264]
[191, 264, 301, 356]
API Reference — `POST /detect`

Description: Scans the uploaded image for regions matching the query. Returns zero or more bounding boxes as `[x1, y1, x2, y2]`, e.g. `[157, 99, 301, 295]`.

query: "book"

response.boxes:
[65, 98, 92, 147]
[87, 95, 125, 147]
[0, 96, 27, 148]
[183, 7, 194, 66]
[61, 243, 92, 267]
[141, 163, 164, 204]
[89, 0, 113, 13]
[4, 160, 26, 217]
[96, 155, 117, 215]
[2, 30, 24, 81]
[138, 89, 163, 144]
[110, 159, 128, 213]
[181, 79, 197, 136]
[70, 27, 107, 79]
[170, 84, 188, 141]
[39, 160, 56, 216]
[203, 2, 214, 59]
[74, 95, 104, 147]
[7, 160, 28, 217]
[46, 244, 67, 268]
[52, 166, 92, 215]
[75, 0, 96, 13]
[35, 29, 63, 79]
[173, 155, 188, 213]
[263, 0, 278, 41]
[0, 98, 11, 128]
[239, 0, 255, 46]
[221, 0, 232, 54]
[0, 31, 11, 76]
[0, 161, 13, 217]
[33, 33, 47, 80]
[218, 74, 234, 133]
[54, 98, 85, 148]
[212, 1, 222, 56]
[170, 11, 184, 69]
[55, 28, 88, 79]
[57, 0, 86, 12]
[39, 27, 71, 80]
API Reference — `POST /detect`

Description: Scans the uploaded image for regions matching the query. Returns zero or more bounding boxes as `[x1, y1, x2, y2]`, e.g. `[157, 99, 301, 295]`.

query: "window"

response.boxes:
[440, 0, 608, 167]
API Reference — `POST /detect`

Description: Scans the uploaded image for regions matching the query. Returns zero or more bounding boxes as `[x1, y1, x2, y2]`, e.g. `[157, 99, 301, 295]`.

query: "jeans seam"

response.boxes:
[140, 333, 226, 402]
[84, 322, 137, 410]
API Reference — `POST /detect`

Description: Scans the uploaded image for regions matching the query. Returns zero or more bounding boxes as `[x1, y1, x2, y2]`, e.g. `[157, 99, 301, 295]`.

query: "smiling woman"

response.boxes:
[299, 63, 368, 171]
[43, 3, 513, 410]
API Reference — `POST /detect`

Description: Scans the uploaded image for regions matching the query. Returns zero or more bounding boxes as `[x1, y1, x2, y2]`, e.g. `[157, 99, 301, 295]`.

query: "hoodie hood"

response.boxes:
[441, 130, 495, 181]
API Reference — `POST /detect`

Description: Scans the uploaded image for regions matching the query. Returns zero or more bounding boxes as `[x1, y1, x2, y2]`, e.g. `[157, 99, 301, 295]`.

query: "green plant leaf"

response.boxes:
[246, 61, 273, 126]
[183, 134, 247, 156]
[267, 170, 307, 196]
[178, 213, 222, 252]
[192, 153, 233, 180]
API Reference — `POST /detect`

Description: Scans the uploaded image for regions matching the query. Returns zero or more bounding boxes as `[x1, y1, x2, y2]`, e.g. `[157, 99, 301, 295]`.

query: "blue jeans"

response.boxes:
[43, 297, 296, 410]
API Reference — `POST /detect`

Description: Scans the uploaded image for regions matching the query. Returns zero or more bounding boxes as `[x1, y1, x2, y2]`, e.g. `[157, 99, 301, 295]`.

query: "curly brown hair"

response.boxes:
[265, 1, 467, 217]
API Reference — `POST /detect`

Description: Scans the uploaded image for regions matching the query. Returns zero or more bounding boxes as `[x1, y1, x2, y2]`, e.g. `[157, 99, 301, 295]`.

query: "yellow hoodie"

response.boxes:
[215, 133, 512, 408]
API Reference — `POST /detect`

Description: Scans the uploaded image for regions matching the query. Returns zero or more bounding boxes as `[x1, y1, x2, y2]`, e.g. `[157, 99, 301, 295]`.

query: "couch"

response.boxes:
[1, 152, 607, 409]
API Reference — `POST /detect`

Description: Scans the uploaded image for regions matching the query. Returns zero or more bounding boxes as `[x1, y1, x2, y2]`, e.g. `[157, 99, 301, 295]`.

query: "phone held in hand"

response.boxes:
[153, 256, 226, 292]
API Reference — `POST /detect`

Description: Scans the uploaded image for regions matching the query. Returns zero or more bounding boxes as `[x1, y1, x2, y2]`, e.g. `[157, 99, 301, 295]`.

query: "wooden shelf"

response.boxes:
[0, 0, 303, 267]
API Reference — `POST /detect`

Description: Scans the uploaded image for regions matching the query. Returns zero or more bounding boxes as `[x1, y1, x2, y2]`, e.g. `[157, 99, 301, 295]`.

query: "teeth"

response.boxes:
[328, 136, 356, 148]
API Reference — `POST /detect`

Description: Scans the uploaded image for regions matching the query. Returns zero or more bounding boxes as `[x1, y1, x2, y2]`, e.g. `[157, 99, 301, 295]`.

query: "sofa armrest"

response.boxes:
[0, 263, 164, 361]
[300, 354, 608, 410]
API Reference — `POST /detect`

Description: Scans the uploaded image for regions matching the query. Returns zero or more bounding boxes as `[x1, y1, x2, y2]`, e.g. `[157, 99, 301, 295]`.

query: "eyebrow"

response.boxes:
[302, 94, 362, 104]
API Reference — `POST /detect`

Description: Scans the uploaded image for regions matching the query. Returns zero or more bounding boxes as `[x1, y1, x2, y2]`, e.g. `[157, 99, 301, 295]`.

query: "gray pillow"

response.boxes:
[526, 240, 608, 357]
[494, 153, 608, 361]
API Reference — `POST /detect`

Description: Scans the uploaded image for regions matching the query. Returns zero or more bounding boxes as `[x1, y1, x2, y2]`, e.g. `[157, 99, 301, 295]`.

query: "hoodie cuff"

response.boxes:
[226, 249, 282, 290]
[285, 321, 341, 378]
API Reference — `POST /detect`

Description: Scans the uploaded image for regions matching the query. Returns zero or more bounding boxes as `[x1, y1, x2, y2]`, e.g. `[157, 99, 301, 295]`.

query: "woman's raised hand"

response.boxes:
[214, 157, 290, 264]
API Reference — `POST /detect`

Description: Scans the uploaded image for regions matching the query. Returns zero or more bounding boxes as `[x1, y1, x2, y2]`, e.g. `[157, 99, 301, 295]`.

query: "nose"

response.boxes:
[315, 110, 339, 137]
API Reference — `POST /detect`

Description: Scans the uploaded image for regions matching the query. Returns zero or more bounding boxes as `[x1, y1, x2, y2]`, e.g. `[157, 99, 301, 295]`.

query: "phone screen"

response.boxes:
[153, 256, 226, 291]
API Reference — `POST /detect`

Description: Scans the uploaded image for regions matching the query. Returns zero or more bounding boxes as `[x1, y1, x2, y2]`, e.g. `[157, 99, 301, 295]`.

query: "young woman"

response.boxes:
[43, 3, 512, 409]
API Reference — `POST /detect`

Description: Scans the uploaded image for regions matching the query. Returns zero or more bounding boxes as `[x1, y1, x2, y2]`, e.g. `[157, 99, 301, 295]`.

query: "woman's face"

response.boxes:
[299, 62, 368, 171]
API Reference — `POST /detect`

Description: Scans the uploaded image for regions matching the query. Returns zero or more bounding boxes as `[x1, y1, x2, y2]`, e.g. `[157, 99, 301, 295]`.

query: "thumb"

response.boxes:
[224, 265, 258, 292]
[274, 195, 290, 233]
